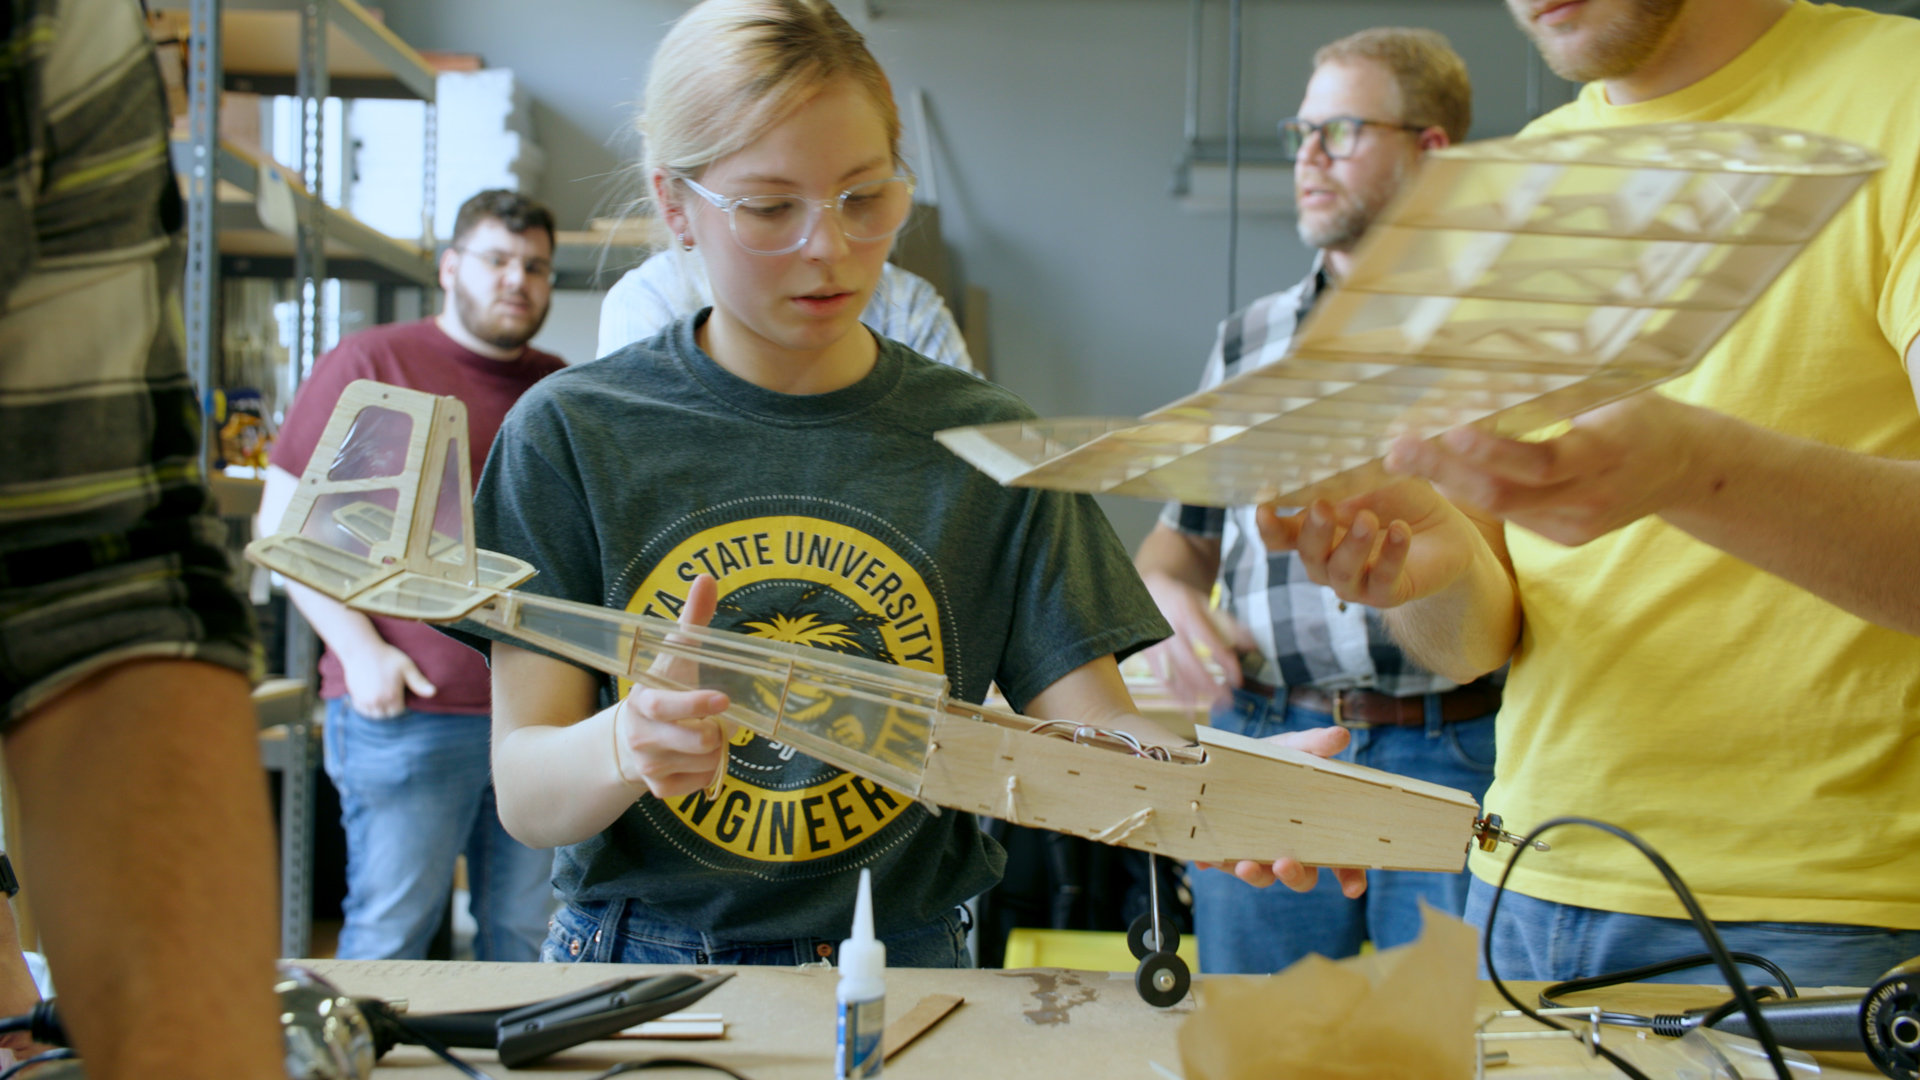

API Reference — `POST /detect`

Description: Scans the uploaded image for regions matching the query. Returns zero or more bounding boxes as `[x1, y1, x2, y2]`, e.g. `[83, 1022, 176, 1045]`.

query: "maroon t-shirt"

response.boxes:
[270, 318, 566, 714]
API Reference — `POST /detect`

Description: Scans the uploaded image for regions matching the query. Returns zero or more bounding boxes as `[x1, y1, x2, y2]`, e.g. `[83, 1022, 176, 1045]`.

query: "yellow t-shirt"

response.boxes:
[1472, 1, 1920, 928]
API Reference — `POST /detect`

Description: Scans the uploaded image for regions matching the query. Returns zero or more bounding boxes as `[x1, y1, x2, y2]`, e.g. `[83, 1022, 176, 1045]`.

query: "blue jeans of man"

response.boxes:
[542, 897, 974, 968]
[1465, 876, 1920, 989]
[1189, 687, 1497, 974]
[324, 700, 555, 961]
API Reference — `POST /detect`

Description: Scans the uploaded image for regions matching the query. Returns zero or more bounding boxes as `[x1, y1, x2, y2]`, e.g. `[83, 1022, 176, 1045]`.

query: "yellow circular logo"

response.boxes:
[625, 515, 944, 863]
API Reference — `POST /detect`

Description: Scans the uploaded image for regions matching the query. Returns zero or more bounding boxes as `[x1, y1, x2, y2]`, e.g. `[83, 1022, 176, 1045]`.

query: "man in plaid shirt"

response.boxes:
[0, 1, 281, 1074]
[1136, 28, 1500, 975]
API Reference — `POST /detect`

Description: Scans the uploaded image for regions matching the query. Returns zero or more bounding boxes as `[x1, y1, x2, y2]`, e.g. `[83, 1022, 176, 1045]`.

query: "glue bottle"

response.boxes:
[835, 868, 886, 1079]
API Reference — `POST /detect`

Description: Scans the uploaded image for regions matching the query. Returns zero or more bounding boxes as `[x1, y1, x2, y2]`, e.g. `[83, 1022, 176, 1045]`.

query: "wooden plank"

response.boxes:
[882, 993, 964, 1061]
[919, 708, 1478, 871]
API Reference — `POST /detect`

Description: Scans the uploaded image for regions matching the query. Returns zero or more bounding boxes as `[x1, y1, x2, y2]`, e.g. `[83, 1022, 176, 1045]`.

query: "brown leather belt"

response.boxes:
[1242, 677, 1501, 729]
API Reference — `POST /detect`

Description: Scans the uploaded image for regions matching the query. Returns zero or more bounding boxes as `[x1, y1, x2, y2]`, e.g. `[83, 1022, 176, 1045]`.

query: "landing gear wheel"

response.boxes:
[1127, 912, 1180, 961]
[1135, 950, 1191, 1009]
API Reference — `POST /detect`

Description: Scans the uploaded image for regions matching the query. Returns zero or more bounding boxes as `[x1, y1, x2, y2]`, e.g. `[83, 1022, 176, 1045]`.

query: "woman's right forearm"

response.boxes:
[492, 702, 644, 848]
[1383, 525, 1521, 683]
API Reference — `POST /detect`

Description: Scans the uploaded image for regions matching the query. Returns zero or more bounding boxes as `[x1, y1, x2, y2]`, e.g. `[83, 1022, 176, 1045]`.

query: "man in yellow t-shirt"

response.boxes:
[1262, 0, 1920, 988]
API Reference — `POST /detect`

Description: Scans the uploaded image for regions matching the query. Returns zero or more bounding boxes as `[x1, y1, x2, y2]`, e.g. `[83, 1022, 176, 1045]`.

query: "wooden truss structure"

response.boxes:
[937, 123, 1883, 507]
[249, 381, 1511, 876]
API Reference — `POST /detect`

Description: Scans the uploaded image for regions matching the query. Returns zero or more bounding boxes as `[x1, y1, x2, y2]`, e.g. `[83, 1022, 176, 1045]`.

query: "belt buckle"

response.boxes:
[1330, 691, 1372, 730]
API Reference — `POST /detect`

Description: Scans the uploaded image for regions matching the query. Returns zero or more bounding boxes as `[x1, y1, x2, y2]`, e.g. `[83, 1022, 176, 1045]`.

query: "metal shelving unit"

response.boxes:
[160, 0, 439, 960]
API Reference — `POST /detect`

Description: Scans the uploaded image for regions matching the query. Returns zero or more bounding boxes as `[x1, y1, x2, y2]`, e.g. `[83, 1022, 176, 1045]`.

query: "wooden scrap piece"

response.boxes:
[882, 993, 964, 1061]
[616, 1011, 726, 1040]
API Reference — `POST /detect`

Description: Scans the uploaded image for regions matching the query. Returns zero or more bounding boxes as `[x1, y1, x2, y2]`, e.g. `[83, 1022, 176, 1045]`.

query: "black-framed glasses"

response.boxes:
[454, 247, 557, 284]
[1279, 116, 1425, 161]
[677, 174, 916, 256]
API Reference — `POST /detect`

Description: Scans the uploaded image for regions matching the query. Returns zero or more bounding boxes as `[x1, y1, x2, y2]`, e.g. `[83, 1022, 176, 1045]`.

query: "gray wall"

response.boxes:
[383, 0, 1583, 542]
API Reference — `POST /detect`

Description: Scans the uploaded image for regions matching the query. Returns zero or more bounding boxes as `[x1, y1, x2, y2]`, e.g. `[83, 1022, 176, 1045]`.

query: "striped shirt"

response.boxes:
[1160, 257, 1458, 697]
[596, 249, 977, 374]
[0, 0, 258, 719]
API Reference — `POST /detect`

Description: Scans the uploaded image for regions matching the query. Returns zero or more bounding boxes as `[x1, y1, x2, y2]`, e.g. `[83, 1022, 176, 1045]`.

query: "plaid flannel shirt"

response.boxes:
[0, 0, 257, 721]
[1160, 257, 1460, 697]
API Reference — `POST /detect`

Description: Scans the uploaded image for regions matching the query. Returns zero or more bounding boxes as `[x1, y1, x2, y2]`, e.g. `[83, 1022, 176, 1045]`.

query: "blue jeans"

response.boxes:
[1466, 876, 1920, 988]
[542, 897, 974, 968]
[1190, 688, 1497, 974]
[323, 700, 555, 961]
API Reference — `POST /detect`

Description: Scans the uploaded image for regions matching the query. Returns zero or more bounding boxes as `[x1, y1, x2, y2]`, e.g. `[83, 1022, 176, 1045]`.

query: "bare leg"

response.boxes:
[6, 659, 282, 1079]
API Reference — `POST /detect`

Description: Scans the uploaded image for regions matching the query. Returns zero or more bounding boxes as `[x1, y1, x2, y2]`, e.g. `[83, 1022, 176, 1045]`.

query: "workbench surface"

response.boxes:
[302, 959, 1885, 1079]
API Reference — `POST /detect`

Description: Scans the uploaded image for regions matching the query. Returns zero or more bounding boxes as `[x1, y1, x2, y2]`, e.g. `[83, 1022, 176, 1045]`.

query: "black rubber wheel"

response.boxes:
[1135, 950, 1191, 1008]
[1127, 911, 1180, 961]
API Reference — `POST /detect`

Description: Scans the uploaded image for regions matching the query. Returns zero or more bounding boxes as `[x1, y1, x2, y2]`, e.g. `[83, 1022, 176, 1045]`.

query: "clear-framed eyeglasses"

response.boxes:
[677, 174, 917, 256]
[1279, 116, 1425, 161]
[453, 246, 557, 284]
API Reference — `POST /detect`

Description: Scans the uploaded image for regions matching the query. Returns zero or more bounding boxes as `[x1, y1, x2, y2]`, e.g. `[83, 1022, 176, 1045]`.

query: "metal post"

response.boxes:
[911, 89, 938, 206]
[293, 0, 328, 390]
[420, 99, 437, 249]
[1526, 41, 1543, 120]
[1183, 0, 1202, 150]
[1225, 0, 1242, 315]
[185, 0, 222, 475]
[280, 608, 319, 959]
[283, 0, 329, 959]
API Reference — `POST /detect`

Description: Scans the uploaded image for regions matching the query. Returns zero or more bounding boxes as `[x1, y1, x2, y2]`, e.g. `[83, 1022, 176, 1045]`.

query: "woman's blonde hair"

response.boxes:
[639, 0, 903, 187]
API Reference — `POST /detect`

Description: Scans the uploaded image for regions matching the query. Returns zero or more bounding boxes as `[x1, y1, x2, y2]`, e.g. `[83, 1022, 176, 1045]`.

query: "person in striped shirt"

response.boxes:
[0, 0, 281, 1075]
[1134, 29, 1494, 976]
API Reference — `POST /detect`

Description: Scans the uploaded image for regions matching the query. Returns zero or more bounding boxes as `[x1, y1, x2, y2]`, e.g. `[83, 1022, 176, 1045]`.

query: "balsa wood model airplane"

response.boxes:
[248, 380, 1532, 1003]
[936, 123, 1883, 508]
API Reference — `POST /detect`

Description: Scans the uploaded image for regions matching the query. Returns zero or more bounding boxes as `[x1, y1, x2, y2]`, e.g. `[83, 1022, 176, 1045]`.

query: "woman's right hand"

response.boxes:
[612, 574, 735, 799]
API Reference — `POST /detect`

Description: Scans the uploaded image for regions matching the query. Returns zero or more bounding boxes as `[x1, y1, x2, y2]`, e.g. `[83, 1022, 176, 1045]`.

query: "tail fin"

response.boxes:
[245, 379, 533, 621]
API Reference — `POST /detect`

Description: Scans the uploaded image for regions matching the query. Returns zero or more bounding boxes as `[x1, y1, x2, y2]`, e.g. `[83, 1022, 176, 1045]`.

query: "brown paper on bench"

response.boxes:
[1178, 903, 1478, 1080]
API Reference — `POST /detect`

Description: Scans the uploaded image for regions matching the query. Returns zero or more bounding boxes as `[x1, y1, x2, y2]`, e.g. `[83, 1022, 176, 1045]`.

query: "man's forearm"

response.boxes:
[285, 581, 386, 663]
[1383, 528, 1520, 683]
[1661, 404, 1920, 635]
[7, 661, 282, 1079]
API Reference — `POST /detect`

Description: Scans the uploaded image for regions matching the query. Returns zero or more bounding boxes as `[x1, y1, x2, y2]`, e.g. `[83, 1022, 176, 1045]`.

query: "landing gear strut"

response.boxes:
[1127, 852, 1191, 1008]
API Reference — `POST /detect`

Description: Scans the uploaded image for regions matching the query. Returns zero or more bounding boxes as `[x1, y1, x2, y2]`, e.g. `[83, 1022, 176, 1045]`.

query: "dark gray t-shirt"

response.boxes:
[451, 314, 1169, 942]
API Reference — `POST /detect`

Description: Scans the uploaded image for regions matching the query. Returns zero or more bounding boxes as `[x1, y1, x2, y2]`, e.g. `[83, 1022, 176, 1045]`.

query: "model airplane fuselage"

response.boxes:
[248, 380, 1490, 873]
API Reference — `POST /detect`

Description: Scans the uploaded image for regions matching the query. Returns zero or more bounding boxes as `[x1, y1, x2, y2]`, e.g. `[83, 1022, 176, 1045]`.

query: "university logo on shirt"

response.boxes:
[620, 500, 951, 864]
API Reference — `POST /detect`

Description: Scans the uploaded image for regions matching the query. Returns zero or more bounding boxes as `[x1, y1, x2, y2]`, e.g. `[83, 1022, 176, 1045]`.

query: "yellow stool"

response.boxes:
[1001, 928, 1201, 973]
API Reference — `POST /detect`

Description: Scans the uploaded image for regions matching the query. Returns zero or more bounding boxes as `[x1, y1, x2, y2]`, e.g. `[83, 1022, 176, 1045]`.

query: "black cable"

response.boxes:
[1484, 817, 1794, 1080]
[382, 1012, 498, 1080]
[0, 1049, 77, 1080]
[587, 1058, 758, 1080]
[1539, 950, 1798, 1027]
[0, 1004, 64, 1048]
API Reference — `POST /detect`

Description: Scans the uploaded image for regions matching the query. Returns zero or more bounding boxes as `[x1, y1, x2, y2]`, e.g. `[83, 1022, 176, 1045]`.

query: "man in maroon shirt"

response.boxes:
[260, 190, 566, 960]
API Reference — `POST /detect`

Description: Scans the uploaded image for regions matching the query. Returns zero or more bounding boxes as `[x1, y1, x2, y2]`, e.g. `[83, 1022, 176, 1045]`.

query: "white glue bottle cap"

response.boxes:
[839, 868, 886, 986]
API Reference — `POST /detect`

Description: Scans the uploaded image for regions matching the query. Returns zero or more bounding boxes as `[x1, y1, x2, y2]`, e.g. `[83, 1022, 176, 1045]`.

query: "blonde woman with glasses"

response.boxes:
[446, 0, 1357, 968]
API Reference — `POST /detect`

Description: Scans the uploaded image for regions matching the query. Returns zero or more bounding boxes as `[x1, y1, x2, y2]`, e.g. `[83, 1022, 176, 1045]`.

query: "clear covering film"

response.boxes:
[426, 438, 468, 566]
[326, 405, 413, 482]
[936, 123, 1883, 507]
[248, 534, 398, 600]
[500, 595, 944, 794]
[354, 573, 494, 621]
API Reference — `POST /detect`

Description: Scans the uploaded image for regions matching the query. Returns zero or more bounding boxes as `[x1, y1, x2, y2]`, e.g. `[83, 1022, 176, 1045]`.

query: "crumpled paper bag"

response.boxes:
[1178, 902, 1478, 1080]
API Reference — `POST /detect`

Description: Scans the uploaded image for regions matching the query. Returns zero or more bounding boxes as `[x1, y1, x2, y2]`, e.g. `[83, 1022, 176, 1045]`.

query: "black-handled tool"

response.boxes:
[363, 971, 734, 1068]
